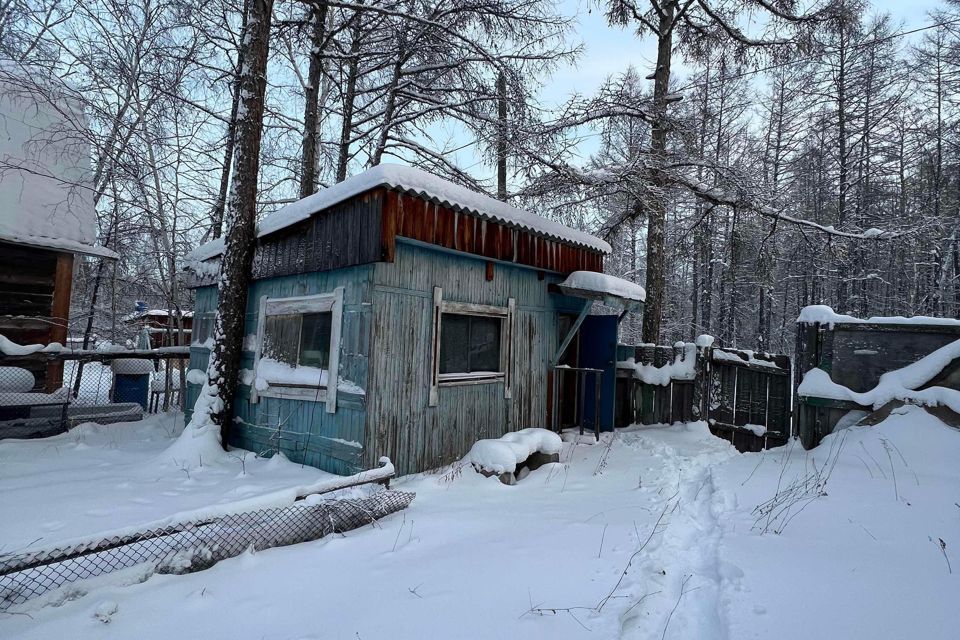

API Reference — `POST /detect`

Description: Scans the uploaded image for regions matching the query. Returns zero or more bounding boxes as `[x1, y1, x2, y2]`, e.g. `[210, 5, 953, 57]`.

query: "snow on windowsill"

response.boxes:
[254, 358, 328, 392]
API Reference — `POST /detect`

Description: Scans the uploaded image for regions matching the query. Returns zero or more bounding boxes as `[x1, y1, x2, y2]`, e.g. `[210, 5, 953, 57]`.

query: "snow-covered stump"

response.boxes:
[464, 428, 562, 485]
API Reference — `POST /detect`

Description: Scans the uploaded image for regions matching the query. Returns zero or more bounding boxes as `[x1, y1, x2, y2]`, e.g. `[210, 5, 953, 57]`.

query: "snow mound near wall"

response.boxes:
[465, 428, 562, 475]
[0, 366, 35, 392]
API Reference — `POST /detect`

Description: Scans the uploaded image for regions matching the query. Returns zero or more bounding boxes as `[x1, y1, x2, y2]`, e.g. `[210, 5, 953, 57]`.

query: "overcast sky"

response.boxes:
[444, 0, 950, 178]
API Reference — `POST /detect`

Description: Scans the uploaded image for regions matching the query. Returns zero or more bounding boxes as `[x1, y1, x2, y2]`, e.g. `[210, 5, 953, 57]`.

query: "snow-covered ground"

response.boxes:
[0, 414, 334, 553]
[1, 408, 957, 639]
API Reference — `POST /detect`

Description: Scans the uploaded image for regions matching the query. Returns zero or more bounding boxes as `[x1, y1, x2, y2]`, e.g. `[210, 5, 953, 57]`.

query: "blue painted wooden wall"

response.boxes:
[186, 265, 374, 476]
[186, 240, 587, 476]
[365, 240, 586, 475]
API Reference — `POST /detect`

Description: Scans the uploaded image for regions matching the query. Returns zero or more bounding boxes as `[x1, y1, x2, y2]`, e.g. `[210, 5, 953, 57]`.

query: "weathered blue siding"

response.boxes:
[187, 240, 587, 477]
[366, 240, 586, 475]
[186, 266, 374, 476]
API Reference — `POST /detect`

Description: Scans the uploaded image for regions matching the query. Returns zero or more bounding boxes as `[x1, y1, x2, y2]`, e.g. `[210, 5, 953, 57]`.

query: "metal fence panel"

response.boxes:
[0, 350, 189, 439]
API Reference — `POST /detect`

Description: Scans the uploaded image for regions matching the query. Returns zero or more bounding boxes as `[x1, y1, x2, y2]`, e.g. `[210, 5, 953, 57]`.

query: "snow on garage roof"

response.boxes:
[0, 66, 117, 259]
[188, 164, 611, 261]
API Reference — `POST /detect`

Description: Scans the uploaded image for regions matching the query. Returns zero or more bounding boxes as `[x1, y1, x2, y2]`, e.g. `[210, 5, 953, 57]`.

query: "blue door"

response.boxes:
[579, 315, 617, 431]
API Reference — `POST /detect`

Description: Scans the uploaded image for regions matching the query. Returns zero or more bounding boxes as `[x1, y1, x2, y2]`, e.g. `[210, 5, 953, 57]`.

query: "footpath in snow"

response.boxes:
[1, 409, 958, 639]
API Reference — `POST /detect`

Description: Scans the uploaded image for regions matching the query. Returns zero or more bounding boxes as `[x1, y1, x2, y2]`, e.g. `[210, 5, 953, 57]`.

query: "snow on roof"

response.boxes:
[558, 270, 646, 307]
[0, 67, 117, 259]
[122, 309, 194, 323]
[797, 305, 960, 328]
[188, 164, 611, 262]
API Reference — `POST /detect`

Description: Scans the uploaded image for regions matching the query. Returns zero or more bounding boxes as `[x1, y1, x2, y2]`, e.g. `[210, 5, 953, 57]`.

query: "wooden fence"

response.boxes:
[616, 342, 792, 452]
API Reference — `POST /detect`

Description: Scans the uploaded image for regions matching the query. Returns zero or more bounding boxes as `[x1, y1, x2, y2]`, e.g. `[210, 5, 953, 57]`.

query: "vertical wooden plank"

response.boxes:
[429, 286, 442, 407]
[504, 297, 515, 400]
[381, 190, 397, 262]
[46, 252, 73, 391]
[326, 286, 344, 413]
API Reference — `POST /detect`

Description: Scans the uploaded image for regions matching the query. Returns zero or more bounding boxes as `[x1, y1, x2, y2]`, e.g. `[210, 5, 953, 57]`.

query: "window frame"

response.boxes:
[429, 287, 514, 406]
[250, 288, 344, 413]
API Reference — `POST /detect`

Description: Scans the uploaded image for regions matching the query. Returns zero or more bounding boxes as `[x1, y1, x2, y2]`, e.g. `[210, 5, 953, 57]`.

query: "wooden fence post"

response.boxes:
[692, 337, 713, 423]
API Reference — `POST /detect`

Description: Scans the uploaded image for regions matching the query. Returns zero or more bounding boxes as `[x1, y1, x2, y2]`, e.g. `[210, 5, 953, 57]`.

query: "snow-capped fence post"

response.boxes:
[691, 335, 715, 422]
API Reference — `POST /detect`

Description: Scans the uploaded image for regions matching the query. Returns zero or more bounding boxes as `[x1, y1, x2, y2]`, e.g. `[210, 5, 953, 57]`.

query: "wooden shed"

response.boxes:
[795, 307, 960, 447]
[185, 164, 641, 475]
[0, 69, 117, 390]
[122, 308, 194, 349]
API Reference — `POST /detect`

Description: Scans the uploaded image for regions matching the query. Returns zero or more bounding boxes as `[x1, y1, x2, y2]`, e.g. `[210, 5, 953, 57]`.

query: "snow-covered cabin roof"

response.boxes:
[188, 164, 611, 262]
[0, 66, 116, 259]
[557, 271, 646, 311]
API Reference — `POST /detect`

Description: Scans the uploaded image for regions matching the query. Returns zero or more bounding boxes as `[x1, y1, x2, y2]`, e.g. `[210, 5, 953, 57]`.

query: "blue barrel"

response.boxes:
[111, 359, 153, 410]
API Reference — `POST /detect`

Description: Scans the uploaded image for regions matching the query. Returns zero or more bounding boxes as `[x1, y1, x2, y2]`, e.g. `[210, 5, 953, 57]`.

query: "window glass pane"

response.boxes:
[439, 312, 502, 375]
[299, 312, 332, 368]
[469, 316, 501, 372]
[263, 314, 301, 365]
[192, 313, 215, 346]
[439, 313, 470, 374]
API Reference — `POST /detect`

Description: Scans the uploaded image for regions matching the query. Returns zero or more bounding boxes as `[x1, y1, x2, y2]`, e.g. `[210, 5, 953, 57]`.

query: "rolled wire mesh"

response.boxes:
[0, 489, 415, 610]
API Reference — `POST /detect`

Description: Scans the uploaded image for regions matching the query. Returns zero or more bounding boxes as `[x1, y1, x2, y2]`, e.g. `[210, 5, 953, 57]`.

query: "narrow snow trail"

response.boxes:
[611, 424, 739, 640]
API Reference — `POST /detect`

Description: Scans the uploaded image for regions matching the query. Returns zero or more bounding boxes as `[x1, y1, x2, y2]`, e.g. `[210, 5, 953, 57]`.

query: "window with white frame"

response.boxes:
[251, 289, 343, 412]
[429, 287, 514, 406]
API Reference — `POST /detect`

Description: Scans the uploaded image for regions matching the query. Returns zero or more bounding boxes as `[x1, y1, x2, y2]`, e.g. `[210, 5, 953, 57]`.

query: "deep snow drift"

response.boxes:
[1, 408, 957, 639]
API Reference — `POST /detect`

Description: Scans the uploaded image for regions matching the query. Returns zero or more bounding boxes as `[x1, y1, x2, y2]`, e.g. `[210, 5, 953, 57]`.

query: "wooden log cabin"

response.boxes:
[0, 69, 117, 390]
[185, 164, 644, 475]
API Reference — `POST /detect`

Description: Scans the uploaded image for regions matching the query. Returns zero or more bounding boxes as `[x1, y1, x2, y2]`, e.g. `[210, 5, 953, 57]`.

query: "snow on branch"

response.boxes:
[666, 165, 904, 240]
